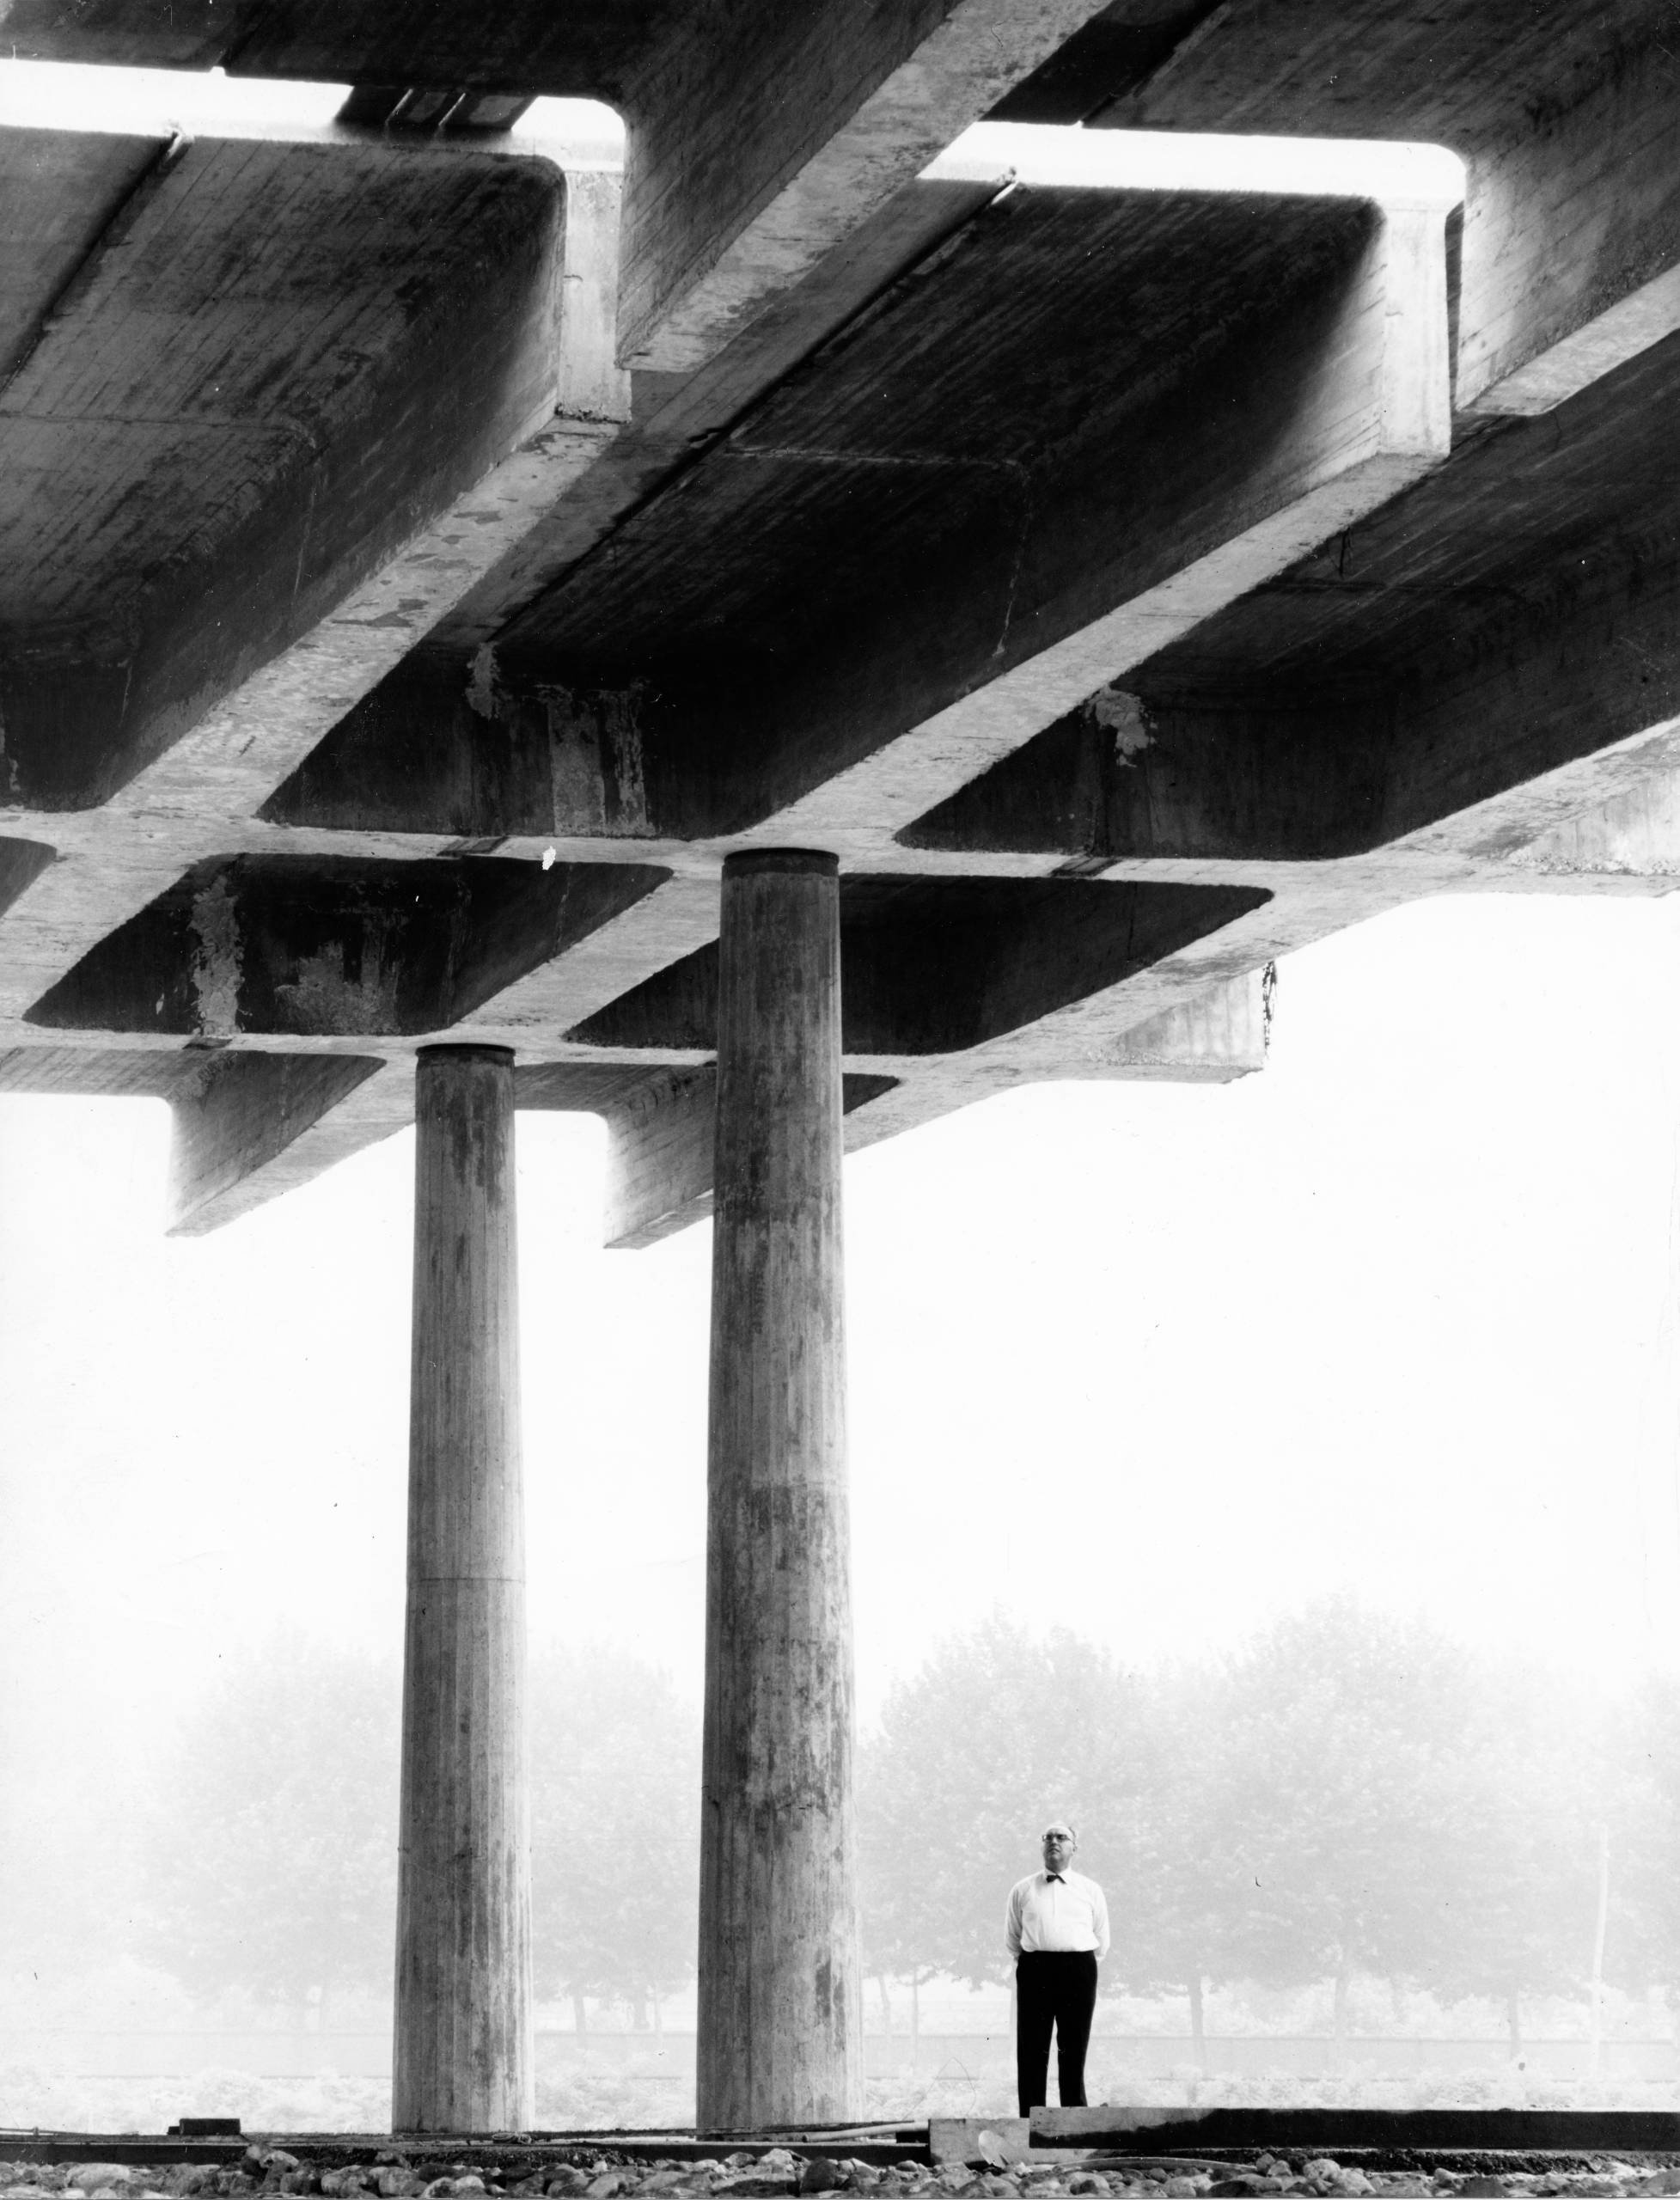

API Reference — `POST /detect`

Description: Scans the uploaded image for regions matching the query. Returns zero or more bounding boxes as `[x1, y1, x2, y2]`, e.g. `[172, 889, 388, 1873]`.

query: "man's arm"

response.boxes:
[1005, 1879, 1024, 1957]
[1090, 1880, 1111, 1960]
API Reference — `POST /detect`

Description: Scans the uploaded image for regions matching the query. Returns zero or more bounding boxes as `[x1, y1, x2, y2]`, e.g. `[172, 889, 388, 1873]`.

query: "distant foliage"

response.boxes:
[141, 1633, 402, 2018]
[857, 1599, 1646, 2029]
[113, 1601, 1680, 2032]
[528, 1641, 699, 2018]
[140, 1633, 699, 2020]
[858, 1616, 1151, 1989]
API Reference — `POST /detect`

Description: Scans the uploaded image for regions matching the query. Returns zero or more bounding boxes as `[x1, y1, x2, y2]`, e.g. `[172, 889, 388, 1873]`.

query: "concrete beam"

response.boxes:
[0, 134, 578, 813]
[757, 198, 1449, 849]
[602, 1066, 898, 1250]
[904, 331, 1680, 869]
[277, 188, 1451, 852]
[1501, 768, 1680, 884]
[616, 0, 1117, 371]
[0, 1044, 201, 1099]
[164, 1048, 387, 1234]
[600, 970, 1266, 1249]
[27, 853, 670, 1042]
[1456, 37, 1680, 416]
[168, 1053, 419, 1238]
[0, 148, 630, 1032]
[602, 1066, 717, 1250]
[570, 877, 1270, 1057]
[905, 590, 1680, 867]
[1047, 1, 1680, 421]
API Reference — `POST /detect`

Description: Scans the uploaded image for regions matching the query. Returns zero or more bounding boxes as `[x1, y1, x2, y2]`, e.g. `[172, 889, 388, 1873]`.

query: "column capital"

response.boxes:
[722, 846, 839, 879]
[414, 1041, 516, 1066]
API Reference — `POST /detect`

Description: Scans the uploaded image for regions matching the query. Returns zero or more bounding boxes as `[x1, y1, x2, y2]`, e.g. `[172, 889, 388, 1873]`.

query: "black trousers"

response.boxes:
[1016, 1949, 1098, 2115]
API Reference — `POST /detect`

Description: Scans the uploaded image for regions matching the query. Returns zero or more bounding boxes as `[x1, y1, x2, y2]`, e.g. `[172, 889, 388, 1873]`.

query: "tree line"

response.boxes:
[858, 1604, 1680, 2056]
[52, 1604, 1680, 2042]
[129, 1637, 700, 2031]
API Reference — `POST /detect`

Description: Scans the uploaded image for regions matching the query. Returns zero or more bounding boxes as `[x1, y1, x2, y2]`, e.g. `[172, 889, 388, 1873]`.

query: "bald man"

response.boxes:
[1005, 1819, 1110, 2116]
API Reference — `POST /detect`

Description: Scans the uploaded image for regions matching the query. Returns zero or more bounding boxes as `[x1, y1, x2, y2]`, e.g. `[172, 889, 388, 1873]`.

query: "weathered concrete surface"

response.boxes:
[164, 1049, 385, 1232]
[0, 118, 1420, 1231]
[3, 28, 1680, 1244]
[0, 0, 1120, 380]
[699, 852, 863, 2131]
[602, 1065, 894, 1249]
[27, 853, 671, 1040]
[1060, 0, 1680, 421]
[600, 969, 1262, 1246]
[394, 1047, 532, 2136]
[0, 134, 629, 1034]
[0, 134, 571, 813]
[291, 186, 1448, 851]
[168, 1053, 420, 1239]
[616, 0, 1121, 370]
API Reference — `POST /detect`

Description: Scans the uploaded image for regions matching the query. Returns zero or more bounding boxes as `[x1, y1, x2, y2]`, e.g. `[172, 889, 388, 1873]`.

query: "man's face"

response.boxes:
[1042, 1824, 1077, 1874]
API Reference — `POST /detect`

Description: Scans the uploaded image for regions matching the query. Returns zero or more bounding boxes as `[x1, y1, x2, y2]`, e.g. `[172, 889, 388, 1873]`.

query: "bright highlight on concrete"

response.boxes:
[0, 60, 351, 134]
[0, 69, 1456, 208]
[0, 59, 625, 163]
[926, 122, 1466, 207]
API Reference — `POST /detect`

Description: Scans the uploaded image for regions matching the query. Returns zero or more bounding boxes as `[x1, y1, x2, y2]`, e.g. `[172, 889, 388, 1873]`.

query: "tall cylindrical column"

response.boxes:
[394, 1044, 532, 2134]
[698, 848, 864, 2131]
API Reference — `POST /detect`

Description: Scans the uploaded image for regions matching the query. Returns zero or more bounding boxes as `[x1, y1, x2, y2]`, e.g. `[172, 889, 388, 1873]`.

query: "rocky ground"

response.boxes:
[8, 2153, 1680, 2200]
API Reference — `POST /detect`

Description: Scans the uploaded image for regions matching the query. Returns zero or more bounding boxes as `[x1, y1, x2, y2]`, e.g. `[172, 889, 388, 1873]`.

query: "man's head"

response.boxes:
[1042, 1822, 1078, 1874]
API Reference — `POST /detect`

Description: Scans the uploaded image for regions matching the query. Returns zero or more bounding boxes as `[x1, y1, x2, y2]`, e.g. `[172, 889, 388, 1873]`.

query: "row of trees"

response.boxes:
[131, 1637, 699, 2028]
[21, 1604, 1679, 2038]
[859, 1604, 1680, 2054]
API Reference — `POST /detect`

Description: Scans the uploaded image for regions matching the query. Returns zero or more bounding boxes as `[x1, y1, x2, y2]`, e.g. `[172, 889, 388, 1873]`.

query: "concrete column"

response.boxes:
[394, 1044, 533, 2135]
[698, 848, 864, 2131]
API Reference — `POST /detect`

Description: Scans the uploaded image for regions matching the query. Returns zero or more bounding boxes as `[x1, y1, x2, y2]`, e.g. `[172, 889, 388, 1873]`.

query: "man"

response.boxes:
[1005, 1819, 1109, 2117]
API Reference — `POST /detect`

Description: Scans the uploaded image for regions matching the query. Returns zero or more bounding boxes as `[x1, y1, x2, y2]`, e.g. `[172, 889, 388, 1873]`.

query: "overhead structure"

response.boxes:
[4, 0, 1680, 2132]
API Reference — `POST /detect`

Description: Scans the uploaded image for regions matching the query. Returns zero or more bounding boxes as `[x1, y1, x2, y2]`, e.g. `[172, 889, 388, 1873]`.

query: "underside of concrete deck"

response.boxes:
[0, 0, 1671, 1244]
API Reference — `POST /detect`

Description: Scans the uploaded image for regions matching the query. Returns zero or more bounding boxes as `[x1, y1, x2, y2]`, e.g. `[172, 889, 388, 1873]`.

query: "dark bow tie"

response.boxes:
[1046, 1873, 1065, 1882]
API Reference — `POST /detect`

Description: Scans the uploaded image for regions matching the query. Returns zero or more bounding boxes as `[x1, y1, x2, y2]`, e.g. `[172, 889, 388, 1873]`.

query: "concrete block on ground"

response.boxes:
[928, 2120, 1030, 2166]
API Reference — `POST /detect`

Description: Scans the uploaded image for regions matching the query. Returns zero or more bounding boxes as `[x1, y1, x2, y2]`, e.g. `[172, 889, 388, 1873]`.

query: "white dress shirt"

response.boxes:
[1005, 1867, 1110, 1958]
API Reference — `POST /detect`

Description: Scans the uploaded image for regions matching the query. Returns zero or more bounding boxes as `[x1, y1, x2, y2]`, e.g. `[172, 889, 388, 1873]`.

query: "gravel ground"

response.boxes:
[7, 2152, 1680, 2200]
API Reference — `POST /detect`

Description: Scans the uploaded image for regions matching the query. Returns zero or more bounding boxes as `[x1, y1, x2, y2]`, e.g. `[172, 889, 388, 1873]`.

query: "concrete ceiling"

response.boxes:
[0, 0, 1674, 1243]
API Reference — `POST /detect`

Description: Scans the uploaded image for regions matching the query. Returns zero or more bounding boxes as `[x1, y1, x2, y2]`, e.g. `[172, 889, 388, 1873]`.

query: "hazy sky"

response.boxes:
[5, 885, 1680, 1824]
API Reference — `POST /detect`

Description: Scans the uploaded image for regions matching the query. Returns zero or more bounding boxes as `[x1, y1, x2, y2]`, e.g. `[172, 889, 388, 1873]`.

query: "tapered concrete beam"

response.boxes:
[602, 1066, 718, 1250]
[617, 0, 1121, 370]
[394, 1045, 532, 2135]
[602, 1066, 900, 1249]
[1503, 767, 1680, 883]
[1457, 41, 1680, 415]
[699, 849, 863, 2130]
[165, 1049, 388, 1235]
[1043, 1, 1680, 419]
[600, 971, 1266, 1248]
